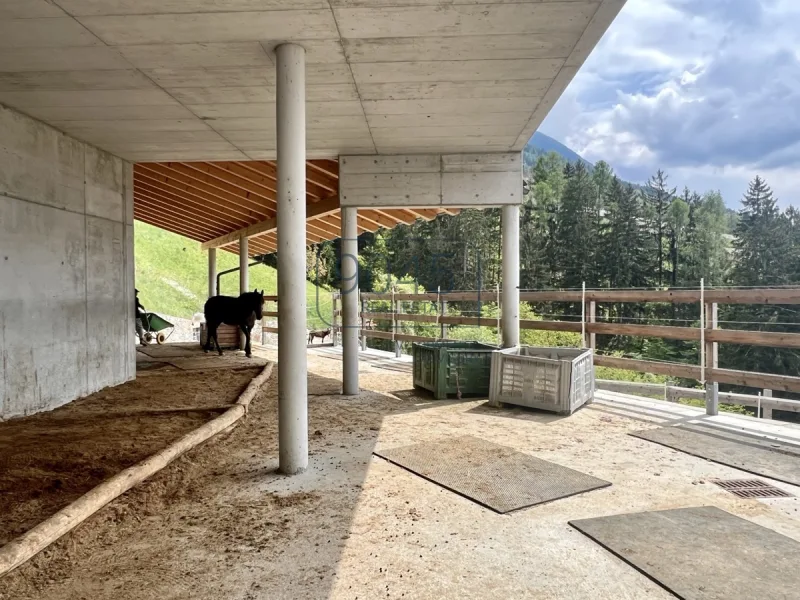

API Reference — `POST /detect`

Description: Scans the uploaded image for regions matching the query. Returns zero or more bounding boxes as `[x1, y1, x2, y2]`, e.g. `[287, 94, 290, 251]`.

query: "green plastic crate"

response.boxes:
[412, 341, 498, 400]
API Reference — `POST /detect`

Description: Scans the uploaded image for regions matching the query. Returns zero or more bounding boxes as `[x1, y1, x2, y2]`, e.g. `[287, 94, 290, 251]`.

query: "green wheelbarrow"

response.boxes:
[141, 312, 174, 345]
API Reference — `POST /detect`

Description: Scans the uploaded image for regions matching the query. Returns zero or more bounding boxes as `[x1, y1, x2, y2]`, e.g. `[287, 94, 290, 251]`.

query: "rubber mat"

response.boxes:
[374, 435, 610, 513]
[631, 423, 800, 486]
[570, 506, 800, 600]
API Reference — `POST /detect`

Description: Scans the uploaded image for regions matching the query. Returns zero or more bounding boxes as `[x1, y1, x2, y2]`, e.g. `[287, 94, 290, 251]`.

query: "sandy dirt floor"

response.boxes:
[0, 356, 260, 549]
[2, 345, 800, 600]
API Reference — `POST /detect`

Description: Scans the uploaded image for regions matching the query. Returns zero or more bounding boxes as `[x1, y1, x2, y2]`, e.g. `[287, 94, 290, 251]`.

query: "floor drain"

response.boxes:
[711, 479, 794, 499]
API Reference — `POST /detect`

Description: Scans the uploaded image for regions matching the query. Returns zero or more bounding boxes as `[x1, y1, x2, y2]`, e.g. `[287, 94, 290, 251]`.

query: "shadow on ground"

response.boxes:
[1, 364, 424, 600]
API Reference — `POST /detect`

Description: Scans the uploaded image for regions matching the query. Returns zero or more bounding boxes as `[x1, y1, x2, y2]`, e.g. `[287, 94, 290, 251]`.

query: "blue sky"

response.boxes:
[539, 0, 800, 208]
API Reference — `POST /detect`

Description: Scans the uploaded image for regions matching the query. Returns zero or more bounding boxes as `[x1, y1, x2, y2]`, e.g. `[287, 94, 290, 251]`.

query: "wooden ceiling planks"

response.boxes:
[133, 158, 451, 257]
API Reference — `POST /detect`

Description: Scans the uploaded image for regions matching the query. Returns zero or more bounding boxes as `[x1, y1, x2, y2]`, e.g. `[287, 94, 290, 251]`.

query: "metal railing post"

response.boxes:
[441, 296, 448, 340]
[396, 299, 404, 357]
[581, 281, 587, 348]
[360, 296, 367, 351]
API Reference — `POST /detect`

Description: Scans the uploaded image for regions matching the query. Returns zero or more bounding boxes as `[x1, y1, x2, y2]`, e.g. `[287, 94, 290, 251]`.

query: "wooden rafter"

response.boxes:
[135, 180, 252, 229]
[134, 193, 231, 236]
[185, 161, 279, 209]
[134, 158, 452, 258]
[139, 163, 271, 220]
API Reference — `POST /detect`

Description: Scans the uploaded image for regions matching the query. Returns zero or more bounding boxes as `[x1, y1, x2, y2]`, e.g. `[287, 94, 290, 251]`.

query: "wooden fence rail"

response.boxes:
[361, 288, 800, 305]
[348, 286, 800, 397]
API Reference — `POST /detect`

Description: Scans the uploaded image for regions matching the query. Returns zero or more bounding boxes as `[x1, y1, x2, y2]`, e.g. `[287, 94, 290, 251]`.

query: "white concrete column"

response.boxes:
[239, 236, 249, 350]
[208, 248, 217, 298]
[341, 207, 359, 395]
[276, 43, 308, 475]
[501, 204, 520, 348]
[239, 236, 249, 293]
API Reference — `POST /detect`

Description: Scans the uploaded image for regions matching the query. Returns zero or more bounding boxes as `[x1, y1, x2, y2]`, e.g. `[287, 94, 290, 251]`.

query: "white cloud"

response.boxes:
[539, 0, 800, 206]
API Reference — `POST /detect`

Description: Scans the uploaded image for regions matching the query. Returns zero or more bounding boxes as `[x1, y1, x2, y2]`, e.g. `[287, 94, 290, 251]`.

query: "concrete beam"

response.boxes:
[340, 152, 522, 208]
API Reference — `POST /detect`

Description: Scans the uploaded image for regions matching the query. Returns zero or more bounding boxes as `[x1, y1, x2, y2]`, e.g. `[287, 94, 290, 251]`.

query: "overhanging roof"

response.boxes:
[0, 1, 624, 162]
[132, 159, 455, 256]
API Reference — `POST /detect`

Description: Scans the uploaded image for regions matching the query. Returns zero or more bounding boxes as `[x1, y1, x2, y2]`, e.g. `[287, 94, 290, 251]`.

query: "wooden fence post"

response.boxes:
[588, 300, 596, 351]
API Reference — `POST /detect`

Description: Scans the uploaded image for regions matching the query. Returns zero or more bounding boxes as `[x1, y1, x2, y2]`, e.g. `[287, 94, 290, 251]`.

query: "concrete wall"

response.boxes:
[339, 152, 522, 208]
[0, 103, 135, 419]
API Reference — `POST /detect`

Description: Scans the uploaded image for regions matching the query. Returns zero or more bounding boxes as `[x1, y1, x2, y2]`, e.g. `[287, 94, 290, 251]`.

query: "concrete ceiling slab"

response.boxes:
[57, 1, 330, 16]
[0, 0, 68, 19]
[0, 47, 131, 72]
[0, 88, 176, 107]
[332, 3, 598, 37]
[25, 104, 196, 122]
[0, 0, 624, 161]
[118, 42, 273, 70]
[356, 80, 551, 101]
[53, 119, 212, 133]
[77, 11, 339, 45]
[350, 59, 563, 83]
[0, 69, 156, 92]
[0, 18, 101, 48]
[168, 83, 360, 105]
[342, 33, 577, 63]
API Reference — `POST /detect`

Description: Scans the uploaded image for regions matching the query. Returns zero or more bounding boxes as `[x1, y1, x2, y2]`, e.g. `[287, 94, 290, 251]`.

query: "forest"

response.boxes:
[285, 150, 800, 390]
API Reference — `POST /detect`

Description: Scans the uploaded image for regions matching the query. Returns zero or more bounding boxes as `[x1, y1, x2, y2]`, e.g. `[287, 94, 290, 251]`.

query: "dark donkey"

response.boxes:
[203, 289, 265, 358]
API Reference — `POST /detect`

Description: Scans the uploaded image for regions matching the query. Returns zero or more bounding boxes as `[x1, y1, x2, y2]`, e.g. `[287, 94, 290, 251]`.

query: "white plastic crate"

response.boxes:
[489, 347, 594, 414]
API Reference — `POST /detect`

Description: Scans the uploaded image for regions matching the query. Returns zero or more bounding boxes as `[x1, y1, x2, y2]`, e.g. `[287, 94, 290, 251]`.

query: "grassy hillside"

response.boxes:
[135, 222, 332, 328]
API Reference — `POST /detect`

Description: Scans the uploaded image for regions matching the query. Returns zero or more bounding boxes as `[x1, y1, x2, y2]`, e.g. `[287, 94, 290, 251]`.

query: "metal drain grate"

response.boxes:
[712, 479, 794, 499]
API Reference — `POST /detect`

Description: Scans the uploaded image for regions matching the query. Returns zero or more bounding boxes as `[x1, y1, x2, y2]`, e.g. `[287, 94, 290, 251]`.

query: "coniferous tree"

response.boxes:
[730, 176, 789, 286]
[521, 152, 566, 287]
[723, 177, 800, 381]
[644, 170, 676, 286]
[683, 191, 730, 285]
[556, 161, 596, 289]
[667, 197, 690, 287]
[602, 179, 652, 290]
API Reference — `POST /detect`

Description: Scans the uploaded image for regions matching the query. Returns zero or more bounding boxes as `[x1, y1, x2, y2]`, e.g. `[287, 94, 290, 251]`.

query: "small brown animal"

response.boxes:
[308, 329, 330, 344]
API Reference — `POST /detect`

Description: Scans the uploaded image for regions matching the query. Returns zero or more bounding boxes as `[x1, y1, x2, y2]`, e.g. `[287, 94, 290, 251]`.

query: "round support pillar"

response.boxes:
[208, 247, 217, 298]
[239, 236, 249, 293]
[501, 204, 520, 348]
[276, 43, 308, 475]
[341, 207, 359, 395]
[239, 236, 249, 350]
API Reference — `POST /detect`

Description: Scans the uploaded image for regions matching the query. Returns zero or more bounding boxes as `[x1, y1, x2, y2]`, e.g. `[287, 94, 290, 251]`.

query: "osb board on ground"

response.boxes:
[375, 435, 610, 513]
[570, 506, 800, 600]
[631, 423, 800, 486]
